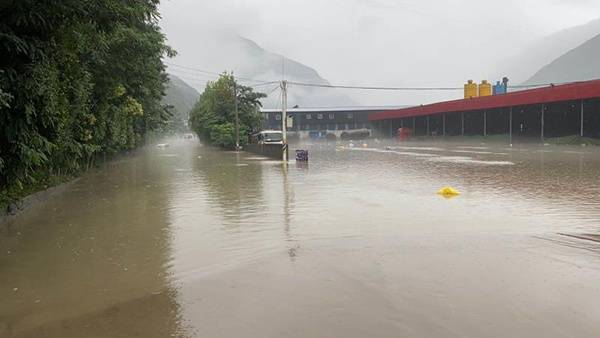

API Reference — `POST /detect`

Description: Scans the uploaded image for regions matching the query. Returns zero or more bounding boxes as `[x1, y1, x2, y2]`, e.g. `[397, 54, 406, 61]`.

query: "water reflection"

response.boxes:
[281, 164, 299, 261]
[0, 145, 183, 337]
[192, 149, 265, 224]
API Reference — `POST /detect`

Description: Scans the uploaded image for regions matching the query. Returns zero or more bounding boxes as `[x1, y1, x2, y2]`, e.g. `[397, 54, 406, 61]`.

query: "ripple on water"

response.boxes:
[428, 156, 515, 166]
[450, 150, 509, 155]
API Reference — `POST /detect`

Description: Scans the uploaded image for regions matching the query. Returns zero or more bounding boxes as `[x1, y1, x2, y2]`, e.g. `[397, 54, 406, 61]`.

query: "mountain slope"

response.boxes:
[163, 74, 200, 129]
[167, 35, 356, 108]
[492, 17, 600, 83]
[236, 37, 357, 108]
[525, 34, 600, 85]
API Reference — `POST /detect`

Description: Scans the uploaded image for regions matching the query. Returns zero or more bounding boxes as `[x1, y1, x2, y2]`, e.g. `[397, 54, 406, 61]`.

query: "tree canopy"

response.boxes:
[0, 0, 174, 207]
[189, 74, 266, 148]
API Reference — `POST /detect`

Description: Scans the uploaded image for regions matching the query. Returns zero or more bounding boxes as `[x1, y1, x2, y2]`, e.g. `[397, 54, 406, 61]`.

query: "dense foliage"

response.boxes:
[189, 74, 266, 148]
[0, 0, 174, 207]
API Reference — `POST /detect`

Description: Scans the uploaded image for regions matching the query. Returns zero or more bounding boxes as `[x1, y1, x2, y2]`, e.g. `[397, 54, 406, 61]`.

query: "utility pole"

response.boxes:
[483, 110, 487, 137]
[281, 80, 288, 162]
[233, 80, 240, 151]
[541, 104, 545, 142]
[580, 99, 585, 137]
[443, 113, 446, 137]
[509, 107, 513, 145]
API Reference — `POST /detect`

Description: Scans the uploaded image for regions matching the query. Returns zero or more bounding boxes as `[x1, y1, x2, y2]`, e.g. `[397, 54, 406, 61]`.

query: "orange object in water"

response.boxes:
[397, 127, 413, 142]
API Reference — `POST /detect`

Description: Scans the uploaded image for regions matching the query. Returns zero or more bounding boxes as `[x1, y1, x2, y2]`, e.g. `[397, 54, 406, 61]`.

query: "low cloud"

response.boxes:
[160, 0, 600, 105]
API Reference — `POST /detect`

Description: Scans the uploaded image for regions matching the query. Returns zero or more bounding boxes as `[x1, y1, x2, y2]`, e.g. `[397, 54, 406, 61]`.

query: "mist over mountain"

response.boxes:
[524, 33, 600, 85]
[163, 74, 200, 128]
[492, 17, 600, 84]
[166, 34, 356, 109]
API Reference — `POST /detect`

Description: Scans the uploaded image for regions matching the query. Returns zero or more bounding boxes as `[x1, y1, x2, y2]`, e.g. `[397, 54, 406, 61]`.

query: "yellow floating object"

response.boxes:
[437, 187, 461, 197]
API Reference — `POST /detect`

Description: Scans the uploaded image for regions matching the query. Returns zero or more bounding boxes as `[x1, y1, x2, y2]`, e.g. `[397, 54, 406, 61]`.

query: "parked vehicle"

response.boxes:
[252, 130, 283, 145]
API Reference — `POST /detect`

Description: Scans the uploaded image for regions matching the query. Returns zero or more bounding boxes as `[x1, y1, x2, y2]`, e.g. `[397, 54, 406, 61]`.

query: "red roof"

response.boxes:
[369, 79, 600, 121]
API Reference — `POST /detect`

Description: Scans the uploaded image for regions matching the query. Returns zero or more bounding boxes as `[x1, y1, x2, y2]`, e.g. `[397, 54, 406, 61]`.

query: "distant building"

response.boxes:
[261, 106, 405, 138]
[369, 80, 600, 141]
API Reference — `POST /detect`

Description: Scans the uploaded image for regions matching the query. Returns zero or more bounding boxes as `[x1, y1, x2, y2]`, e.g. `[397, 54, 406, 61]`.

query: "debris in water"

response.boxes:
[156, 143, 170, 149]
[295, 150, 309, 162]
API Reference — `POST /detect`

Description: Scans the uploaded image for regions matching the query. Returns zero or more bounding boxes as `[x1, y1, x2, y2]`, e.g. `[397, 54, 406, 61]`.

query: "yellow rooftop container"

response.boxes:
[479, 80, 492, 97]
[464, 80, 478, 99]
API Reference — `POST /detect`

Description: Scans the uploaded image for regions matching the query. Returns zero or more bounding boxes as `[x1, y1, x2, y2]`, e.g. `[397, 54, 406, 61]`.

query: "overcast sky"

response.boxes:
[159, 0, 600, 105]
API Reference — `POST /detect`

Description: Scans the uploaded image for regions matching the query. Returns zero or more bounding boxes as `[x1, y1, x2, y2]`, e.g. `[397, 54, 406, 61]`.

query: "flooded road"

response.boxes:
[2, 138, 600, 337]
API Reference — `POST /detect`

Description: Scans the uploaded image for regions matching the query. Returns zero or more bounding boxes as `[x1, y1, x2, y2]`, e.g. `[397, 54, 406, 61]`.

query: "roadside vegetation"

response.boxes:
[189, 74, 266, 148]
[0, 0, 174, 209]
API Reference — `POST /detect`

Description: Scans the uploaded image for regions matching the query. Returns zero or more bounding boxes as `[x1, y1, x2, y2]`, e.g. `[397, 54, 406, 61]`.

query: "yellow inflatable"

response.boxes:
[437, 187, 461, 197]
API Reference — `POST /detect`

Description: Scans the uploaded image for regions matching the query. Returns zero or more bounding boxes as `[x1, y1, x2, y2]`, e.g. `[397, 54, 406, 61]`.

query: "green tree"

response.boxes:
[189, 74, 266, 148]
[0, 0, 174, 207]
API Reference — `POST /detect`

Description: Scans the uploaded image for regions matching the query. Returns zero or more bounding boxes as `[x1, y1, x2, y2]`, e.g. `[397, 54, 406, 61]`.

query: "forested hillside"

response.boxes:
[163, 75, 200, 131]
[0, 0, 173, 207]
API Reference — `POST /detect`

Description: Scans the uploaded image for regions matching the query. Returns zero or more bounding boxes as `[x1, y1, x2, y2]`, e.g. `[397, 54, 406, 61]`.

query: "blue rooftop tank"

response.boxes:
[493, 81, 507, 95]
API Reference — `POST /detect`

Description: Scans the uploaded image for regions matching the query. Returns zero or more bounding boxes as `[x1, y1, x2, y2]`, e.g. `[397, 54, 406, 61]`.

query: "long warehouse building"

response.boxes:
[369, 79, 600, 143]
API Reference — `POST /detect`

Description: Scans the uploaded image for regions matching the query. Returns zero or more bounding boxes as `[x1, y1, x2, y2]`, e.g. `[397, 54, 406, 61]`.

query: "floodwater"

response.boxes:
[2, 138, 600, 337]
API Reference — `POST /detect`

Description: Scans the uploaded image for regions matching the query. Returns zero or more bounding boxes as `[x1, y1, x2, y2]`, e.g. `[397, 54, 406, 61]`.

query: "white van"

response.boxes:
[255, 130, 283, 145]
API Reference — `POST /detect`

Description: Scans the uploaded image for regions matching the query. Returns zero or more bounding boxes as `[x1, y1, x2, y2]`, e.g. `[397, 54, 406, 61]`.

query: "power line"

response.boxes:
[164, 61, 278, 84]
[252, 81, 281, 88]
[287, 80, 580, 92]
[265, 85, 281, 96]
[263, 105, 410, 110]
[166, 61, 579, 93]
[168, 71, 280, 92]
[275, 87, 282, 111]
[165, 62, 221, 76]
[167, 70, 219, 81]
[288, 81, 463, 91]
[510, 82, 574, 89]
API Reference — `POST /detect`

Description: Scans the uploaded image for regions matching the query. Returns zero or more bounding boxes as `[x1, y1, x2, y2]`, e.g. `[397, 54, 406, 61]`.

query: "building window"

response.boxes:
[306, 114, 312, 120]
[275, 114, 281, 120]
[264, 113, 270, 120]
[347, 113, 354, 119]
[317, 113, 324, 120]
[329, 113, 335, 120]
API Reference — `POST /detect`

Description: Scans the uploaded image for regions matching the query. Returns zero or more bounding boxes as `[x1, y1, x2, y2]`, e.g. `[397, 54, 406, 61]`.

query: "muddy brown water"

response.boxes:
[2, 138, 600, 337]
